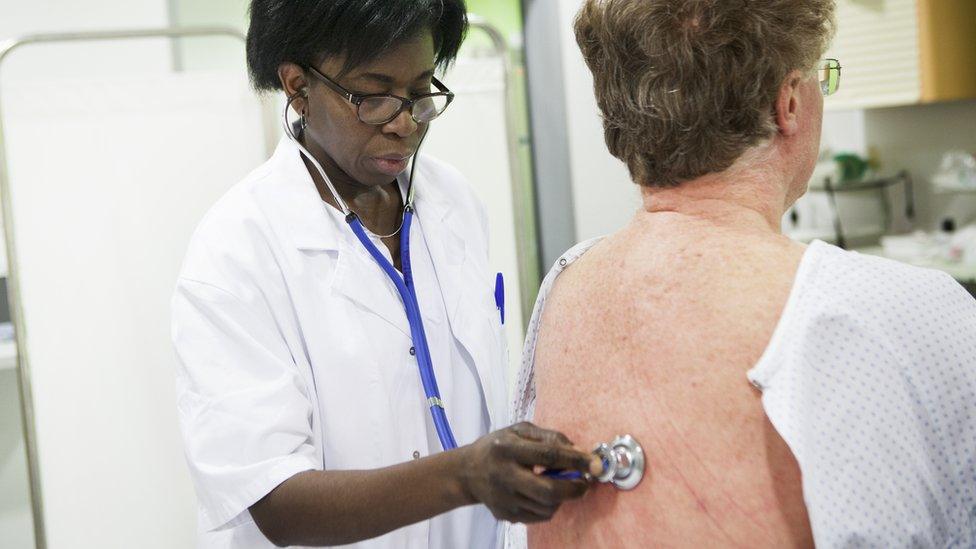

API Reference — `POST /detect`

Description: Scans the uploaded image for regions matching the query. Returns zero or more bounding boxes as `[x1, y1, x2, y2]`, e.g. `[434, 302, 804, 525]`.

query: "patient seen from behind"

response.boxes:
[513, 1, 976, 547]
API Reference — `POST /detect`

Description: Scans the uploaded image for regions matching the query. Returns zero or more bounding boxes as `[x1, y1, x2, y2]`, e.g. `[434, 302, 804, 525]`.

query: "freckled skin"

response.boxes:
[527, 63, 825, 546]
[530, 224, 814, 548]
[527, 63, 825, 549]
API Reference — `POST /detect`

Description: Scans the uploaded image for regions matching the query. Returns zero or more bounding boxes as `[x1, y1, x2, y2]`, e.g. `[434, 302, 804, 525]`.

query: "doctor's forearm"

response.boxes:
[249, 448, 473, 546]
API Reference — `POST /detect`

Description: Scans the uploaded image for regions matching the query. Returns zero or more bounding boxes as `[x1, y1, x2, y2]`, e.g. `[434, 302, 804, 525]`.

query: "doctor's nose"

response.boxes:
[383, 108, 420, 138]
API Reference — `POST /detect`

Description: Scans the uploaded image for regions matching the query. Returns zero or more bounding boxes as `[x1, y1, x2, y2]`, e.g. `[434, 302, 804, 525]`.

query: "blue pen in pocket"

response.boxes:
[494, 272, 505, 325]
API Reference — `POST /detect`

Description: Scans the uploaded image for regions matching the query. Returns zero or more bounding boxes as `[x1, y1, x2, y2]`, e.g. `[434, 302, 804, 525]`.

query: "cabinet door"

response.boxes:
[825, 0, 923, 110]
[918, 0, 976, 103]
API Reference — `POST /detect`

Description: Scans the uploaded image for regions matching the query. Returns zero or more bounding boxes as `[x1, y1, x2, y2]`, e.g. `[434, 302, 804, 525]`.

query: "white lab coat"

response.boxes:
[172, 137, 510, 548]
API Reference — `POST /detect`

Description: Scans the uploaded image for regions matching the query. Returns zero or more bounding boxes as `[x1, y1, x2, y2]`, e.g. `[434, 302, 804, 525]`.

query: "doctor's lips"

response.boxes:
[371, 153, 412, 175]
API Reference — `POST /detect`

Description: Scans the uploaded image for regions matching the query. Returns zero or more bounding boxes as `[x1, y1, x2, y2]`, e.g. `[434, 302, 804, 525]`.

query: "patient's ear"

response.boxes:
[775, 70, 805, 137]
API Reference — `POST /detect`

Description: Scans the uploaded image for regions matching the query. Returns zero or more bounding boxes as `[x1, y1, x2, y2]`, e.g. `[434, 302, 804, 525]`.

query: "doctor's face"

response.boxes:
[302, 33, 436, 189]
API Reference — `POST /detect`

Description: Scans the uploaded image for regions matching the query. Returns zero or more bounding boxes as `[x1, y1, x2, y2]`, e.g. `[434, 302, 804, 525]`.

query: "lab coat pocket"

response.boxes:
[484, 302, 512, 431]
[491, 309, 509, 374]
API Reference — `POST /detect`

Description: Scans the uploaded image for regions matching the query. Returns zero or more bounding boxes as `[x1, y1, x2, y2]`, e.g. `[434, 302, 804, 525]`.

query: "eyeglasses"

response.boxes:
[305, 66, 455, 125]
[818, 58, 842, 96]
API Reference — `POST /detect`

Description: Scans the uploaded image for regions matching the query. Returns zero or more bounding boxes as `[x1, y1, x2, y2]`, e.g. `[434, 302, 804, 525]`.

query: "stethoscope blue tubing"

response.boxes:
[346, 208, 459, 451]
[348, 192, 594, 479]
[348, 210, 594, 479]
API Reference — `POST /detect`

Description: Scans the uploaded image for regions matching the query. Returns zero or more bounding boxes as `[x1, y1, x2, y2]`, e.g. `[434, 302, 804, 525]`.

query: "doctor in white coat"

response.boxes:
[171, 1, 599, 547]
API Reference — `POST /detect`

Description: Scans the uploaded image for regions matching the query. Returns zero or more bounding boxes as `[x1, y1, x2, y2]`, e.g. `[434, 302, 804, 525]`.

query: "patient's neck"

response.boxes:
[640, 155, 793, 234]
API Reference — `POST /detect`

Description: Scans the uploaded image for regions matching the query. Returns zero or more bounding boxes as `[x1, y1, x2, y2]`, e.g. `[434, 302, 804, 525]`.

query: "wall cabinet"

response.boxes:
[825, 0, 976, 110]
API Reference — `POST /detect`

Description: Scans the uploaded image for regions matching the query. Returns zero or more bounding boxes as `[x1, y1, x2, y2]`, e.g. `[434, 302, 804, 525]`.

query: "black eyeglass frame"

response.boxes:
[305, 65, 455, 125]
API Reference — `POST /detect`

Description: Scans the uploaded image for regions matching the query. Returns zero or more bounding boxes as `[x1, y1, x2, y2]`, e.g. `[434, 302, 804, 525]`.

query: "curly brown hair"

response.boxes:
[575, 0, 835, 187]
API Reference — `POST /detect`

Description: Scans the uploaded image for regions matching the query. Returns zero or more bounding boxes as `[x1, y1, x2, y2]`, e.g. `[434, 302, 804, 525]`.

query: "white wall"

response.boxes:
[424, 57, 528, 379]
[0, 0, 172, 79]
[171, 0, 249, 72]
[554, 0, 639, 243]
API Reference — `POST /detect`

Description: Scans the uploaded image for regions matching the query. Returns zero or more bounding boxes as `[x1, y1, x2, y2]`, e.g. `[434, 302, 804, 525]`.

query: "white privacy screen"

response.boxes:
[2, 70, 268, 548]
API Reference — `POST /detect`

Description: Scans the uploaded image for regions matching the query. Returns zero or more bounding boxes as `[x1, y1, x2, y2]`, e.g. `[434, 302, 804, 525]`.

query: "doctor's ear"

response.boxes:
[278, 62, 310, 111]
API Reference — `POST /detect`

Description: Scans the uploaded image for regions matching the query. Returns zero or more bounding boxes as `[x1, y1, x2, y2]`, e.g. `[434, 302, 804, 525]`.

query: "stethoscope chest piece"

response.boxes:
[592, 435, 645, 490]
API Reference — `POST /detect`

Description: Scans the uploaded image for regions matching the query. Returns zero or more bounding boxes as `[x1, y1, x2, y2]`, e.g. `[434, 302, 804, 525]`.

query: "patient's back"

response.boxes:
[529, 216, 812, 547]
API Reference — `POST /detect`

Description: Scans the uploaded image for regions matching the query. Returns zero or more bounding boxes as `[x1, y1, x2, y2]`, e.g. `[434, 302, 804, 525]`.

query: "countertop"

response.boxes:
[854, 246, 976, 283]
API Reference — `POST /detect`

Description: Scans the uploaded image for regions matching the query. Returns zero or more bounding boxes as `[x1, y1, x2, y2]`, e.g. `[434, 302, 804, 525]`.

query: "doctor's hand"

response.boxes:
[457, 422, 602, 524]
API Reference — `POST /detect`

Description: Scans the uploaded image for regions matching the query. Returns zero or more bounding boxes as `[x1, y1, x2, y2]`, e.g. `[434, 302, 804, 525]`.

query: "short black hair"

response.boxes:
[246, 0, 468, 92]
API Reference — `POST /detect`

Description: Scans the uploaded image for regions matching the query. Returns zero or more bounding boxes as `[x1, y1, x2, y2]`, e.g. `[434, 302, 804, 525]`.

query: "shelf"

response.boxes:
[854, 246, 976, 283]
[932, 184, 976, 194]
[787, 227, 883, 245]
[807, 172, 911, 193]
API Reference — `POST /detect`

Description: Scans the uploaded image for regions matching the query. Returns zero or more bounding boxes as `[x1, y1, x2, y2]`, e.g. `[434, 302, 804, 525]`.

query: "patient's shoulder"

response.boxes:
[512, 237, 604, 422]
[752, 239, 976, 390]
[793, 240, 973, 331]
[540, 238, 605, 290]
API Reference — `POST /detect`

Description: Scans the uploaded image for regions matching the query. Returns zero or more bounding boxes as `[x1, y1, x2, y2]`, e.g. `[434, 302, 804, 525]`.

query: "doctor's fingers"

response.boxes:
[510, 421, 576, 447]
[511, 466, 588, 507]
[486, 481, 563, 524]
[503, 438, 597, 473]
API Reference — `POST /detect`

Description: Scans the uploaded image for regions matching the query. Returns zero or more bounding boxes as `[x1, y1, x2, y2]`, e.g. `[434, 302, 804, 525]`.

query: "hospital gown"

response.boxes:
[509, 238, 976, 548]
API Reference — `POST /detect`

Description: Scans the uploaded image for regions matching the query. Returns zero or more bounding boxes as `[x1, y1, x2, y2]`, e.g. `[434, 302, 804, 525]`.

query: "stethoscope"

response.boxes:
[283, 91, 460, 451]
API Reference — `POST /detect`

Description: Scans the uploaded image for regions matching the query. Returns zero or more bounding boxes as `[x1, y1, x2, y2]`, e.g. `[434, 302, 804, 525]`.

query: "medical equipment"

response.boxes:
[786, 167, 914, 249]
[494, 272, 505, 325]
[592, 435, 645, 490]
[546, 435, 646, 490]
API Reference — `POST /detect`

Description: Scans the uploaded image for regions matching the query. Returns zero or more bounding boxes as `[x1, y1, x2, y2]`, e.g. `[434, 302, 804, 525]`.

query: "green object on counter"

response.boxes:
[833, 153, 870, 183]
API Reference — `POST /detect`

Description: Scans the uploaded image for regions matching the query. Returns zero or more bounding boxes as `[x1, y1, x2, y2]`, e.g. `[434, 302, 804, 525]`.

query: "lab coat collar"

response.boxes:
[270, 136, 343, 252]
[404, 154, 468, 326]
[272, 136, 457, 251]
[270, 137, 466, 338]
[416, 202, 466, 328]
[421, 209, 495, 427]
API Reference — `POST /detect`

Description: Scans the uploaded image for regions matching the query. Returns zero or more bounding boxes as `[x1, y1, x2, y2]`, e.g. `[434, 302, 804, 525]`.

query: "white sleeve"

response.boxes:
[172, 277, 319, 531]
[757, 265, 976, 547]
[926, 274, 976, 543]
